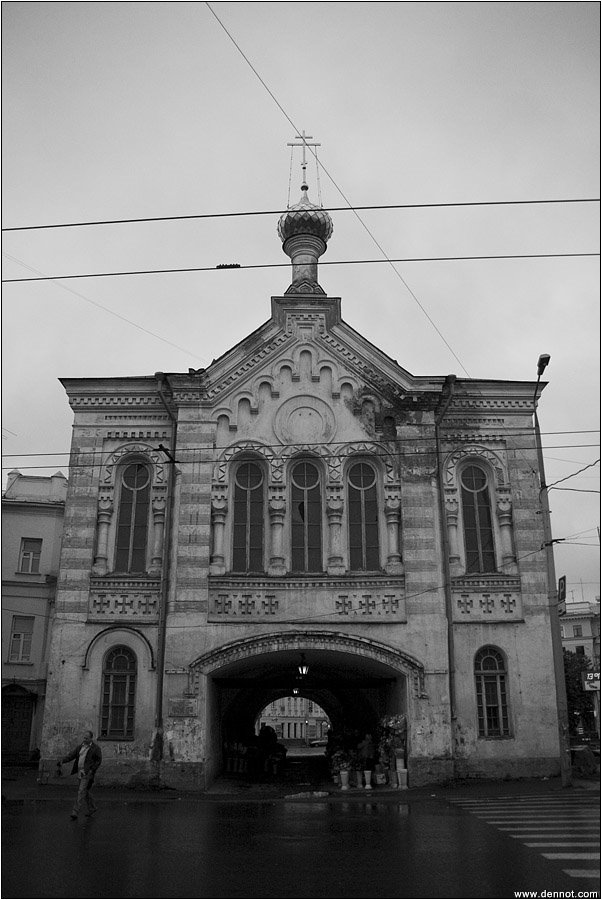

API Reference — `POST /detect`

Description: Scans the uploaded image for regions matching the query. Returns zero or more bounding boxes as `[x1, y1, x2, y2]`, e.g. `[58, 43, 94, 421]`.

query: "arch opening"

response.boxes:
[197, 636, 413, 786]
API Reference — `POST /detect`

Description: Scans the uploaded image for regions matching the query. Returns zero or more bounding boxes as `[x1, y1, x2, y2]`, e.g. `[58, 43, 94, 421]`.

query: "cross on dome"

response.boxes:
[287, 130, 321, 194]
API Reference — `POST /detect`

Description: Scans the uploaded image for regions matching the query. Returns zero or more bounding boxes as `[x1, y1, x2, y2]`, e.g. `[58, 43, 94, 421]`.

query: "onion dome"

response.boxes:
[277, 184, 334, 245]
[277, 185, 333, 295]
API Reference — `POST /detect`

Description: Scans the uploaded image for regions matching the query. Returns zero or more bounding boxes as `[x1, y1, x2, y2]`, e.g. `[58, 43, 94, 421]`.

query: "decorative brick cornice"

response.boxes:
[210, 574, 405, 592]
[68, 395, 164, 410]
[451, 574, 521, 592]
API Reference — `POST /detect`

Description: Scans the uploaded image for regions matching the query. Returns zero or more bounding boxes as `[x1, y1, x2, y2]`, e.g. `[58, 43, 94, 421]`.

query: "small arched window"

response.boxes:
[115, 462, 151, 573]
[232, 461, 264, 572]
[475, 646, 510, 738]
[461, 465, 496, 574]
[347, 462, 380, 570]
[291, 461, 322, 572]
[100, 646, 137, 740]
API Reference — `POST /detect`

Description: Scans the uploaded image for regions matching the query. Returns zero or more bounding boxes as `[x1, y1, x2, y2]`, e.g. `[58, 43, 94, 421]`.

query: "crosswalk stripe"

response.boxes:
[485, 819, 597, 824]
[525, 843, 600, 848]
[507, 833, 600, 838]
[564, 869, 602, 878]
[449, 795, 601, 881]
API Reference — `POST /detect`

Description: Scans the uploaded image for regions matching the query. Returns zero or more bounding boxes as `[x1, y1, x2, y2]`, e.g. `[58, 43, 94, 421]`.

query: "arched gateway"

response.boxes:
[191, 631, 425, 786]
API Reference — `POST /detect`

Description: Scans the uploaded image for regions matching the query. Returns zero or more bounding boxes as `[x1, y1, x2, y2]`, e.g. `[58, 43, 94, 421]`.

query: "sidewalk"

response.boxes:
[2, 764, 599, 806]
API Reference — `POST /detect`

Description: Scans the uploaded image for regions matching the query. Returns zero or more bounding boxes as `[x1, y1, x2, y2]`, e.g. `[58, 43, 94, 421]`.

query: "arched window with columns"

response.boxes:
[347, 461, 380, 570]
[291, 460, 323, 572]
[232, 460, 265, 572]
[460, 464, 496, 574]
[115, 462, 151, 573]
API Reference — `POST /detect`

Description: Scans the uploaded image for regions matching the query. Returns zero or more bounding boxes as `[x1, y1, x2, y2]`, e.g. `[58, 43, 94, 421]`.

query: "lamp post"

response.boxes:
[532, 354, 572, 787]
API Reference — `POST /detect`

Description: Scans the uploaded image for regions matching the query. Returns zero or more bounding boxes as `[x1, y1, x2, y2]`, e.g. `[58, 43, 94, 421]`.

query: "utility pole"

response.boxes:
[533, 354, 572, 787]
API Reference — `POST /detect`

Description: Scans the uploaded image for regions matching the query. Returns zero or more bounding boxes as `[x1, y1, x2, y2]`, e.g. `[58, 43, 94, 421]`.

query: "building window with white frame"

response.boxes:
[9, 616, 34, 662]
[232, 461, 265, 572]
[18, 538, 42, 574]
[347, 461, 380, 570]
[100, 646, 137, 740]
[291, 461, 323, 572]
[115, 463, 151, 573]
[475, 646, 510, 738]
[461, 465, 496, 574]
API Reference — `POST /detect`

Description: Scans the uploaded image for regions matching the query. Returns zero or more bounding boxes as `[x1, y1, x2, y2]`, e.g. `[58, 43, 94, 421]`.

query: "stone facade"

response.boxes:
[2, 470, 67, 759]
[40, 187, 562, 789]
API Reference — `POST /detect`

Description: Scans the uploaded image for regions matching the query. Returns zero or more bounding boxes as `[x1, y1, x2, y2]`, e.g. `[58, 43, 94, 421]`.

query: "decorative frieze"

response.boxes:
[208, 576, 406, 623]
[452, 575, 522, 622]
[88, 577, 161, 622]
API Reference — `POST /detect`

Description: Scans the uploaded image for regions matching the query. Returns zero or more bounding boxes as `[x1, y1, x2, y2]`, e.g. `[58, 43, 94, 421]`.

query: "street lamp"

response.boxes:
[532, 354, 572, 787]
[297, 654, 309, 677]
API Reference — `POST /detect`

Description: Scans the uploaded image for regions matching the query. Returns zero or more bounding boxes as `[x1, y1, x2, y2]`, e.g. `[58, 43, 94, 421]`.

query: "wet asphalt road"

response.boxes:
[2, 793, 600, 899]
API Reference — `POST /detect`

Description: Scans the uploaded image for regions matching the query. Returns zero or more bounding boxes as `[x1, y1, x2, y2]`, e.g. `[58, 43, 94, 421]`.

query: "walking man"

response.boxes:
[60, 730, 102, 820]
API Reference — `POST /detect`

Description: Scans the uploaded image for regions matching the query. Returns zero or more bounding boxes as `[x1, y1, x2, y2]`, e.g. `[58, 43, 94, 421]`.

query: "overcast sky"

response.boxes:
[2, 2, 600, 602]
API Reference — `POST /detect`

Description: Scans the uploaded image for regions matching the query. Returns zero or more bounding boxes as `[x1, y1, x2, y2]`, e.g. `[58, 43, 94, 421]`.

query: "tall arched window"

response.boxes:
[461, 465, 496, 574]
[475, 646, 510, 737]
[291, 461, 322, 572]
[232, 461, 264, 572]
[347, 462, 380, 570]
[115, 463, 151, 573]
[100, 646, 137, 740]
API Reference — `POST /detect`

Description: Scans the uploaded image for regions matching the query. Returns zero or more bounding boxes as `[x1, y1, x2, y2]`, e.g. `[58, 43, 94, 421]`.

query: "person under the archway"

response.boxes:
[357, 733, 375, 771]
[258, 724, 287, 776]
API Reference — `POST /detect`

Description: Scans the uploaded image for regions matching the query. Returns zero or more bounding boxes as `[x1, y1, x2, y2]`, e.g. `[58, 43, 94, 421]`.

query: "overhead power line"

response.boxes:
[3, 252, 598, 284]
[1, 433, 600, 461]
[2, 444, 600, 472]
[2, 198, 599, 233]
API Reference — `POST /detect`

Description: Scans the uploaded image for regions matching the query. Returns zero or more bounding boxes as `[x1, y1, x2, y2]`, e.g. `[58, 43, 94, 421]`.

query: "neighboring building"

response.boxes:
[561, 599, 600, 737]
[259, 695, 330, 743]
[41, 168, 565, 789]
[561, 600, 601, 667]
[2, 470, 67, 760]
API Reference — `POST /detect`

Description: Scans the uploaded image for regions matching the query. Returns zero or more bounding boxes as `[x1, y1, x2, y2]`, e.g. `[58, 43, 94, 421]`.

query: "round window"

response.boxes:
[292, 461, 320, 490]
[235, 462, 263, 490]
[122, 463, 150, 490]
[348, 462, 376, 490]
[460, 465, 487, 492]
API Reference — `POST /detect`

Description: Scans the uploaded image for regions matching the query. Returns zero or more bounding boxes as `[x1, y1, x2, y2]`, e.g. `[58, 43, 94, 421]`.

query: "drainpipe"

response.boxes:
[151, 372, 178, 779]
[434, 375, 457, 762]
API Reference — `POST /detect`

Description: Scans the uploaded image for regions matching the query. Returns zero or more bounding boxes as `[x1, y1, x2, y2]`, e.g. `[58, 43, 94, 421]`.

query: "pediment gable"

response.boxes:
[169, 297, 444, 449]
[190, 299, 442, 410]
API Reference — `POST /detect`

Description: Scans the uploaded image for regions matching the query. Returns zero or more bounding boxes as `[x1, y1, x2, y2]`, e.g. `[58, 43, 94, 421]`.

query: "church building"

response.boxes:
[41, 158, 563, 789]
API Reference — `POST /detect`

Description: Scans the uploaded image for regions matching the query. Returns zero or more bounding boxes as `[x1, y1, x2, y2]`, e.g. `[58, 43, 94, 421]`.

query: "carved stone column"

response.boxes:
[209, 498, 228, 576]
[149, 496, 166, 574]
[384, 496, 403, 574]
[268, 497, 287, 576]
[92, 497, 113, 575]
[445, 496, 462, 577]
[496, 495, 516, 571]
[326, 493, 345, 575]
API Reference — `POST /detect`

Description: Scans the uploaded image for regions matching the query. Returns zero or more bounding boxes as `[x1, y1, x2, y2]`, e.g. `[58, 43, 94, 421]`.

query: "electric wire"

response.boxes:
[2, 252, 208, 365]
[3, 251, 598, 284]
[546, 460, 600, 490]
[2, 198, 599, 233]
[3, 445, 600, 472]
[1, 431, 599, 460]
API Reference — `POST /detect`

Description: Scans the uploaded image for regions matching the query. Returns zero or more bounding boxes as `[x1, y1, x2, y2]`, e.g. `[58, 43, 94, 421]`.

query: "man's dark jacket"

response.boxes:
[61, 742, 102, 781]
